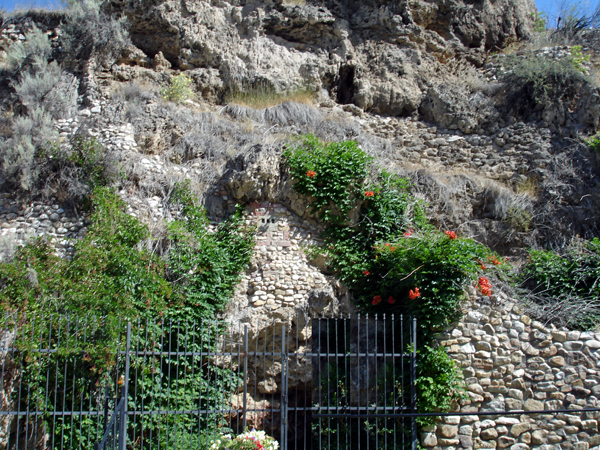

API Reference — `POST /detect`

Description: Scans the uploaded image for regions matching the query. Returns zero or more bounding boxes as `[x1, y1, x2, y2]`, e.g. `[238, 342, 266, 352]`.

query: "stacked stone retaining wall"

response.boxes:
[427, 291, 600, 450]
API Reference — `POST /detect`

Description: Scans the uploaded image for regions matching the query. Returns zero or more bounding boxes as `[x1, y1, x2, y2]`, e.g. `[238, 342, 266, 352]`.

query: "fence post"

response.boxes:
[102, 386, 109, 436]
[411, 318, 418, 450]
[242, 325, 249, 431]
[280, 325, 288, 450]
[119, 322, 132, 450]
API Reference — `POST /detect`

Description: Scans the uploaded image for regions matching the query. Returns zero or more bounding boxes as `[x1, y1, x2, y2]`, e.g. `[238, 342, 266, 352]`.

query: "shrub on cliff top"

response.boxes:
[502, 55, 589, 115]
[521, 237, 600, 329]
[61, 0, 130, 67]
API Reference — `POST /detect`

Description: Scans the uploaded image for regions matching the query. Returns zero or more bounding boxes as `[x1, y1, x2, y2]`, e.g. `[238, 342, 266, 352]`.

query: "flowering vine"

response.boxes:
[478, 277, 492, 297]
[444, 230, 457, 239]
[408, 287, 421, 299]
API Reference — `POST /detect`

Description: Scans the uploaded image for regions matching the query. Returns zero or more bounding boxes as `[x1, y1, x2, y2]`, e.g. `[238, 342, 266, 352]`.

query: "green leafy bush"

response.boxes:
[502, 55, 588, 114]
[0, 185, 254, 448]
[285, 135, 502, 420]
[162, 74, 194, 104]
[521, 238, 600, 328]
[570, 45, 591, 73]
[0, 187, 170, 317]
[0, 183, 254, 320]
[168, 182, 255, 320]
[415, 345, 467, 426]
[530, 11, 547, 32]
[356, 231, 492, 333]
[586, 133, 600, 152]
[284, 134, 372, 222]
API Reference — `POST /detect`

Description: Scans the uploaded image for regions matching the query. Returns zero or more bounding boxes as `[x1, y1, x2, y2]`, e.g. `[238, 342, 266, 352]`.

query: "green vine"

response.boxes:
[285, 134, 505, 420]
[0, 184, 255, 448]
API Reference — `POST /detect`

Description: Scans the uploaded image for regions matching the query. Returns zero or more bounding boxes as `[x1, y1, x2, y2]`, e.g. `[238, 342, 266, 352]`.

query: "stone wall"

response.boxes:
[237, 201, 330, 311]
[0, 193, 87, 261]
[426, 290, 600, 450]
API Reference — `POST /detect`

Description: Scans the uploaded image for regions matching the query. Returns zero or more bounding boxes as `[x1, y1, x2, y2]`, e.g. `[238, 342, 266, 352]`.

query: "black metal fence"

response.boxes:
[0, 313, 417, 450]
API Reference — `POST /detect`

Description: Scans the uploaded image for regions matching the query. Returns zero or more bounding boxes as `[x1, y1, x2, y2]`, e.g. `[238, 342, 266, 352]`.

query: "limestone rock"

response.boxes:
[153, 51, 171, 71]
[105, 0, 535, 116]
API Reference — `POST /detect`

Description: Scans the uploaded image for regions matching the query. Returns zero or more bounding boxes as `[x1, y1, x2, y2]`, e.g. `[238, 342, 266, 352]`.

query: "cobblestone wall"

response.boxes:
[426, 290, 600, 450]
[241, 202, 329, 311]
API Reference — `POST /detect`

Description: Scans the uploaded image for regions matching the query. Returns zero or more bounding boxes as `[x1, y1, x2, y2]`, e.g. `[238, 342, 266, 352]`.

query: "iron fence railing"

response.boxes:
[0, 313, 418, 450]
[94, 393, 126, 450]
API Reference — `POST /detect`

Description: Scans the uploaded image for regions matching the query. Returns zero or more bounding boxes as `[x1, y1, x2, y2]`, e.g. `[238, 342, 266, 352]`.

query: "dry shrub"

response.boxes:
[226, 82, 316, 109]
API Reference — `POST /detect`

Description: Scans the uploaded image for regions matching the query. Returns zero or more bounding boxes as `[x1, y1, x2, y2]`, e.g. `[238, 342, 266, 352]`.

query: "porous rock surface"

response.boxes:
[2, 3, 600, 448]
[105, 0, 535, 115]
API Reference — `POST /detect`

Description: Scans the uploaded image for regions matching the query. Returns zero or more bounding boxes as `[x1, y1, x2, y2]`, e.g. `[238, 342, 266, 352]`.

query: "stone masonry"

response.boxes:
[428, 289, 600, 450]
[242, 201, 329, 310]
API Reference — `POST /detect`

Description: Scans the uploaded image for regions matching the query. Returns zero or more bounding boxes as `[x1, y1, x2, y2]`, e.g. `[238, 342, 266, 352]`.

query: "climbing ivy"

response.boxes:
[285, 134, 505, 418]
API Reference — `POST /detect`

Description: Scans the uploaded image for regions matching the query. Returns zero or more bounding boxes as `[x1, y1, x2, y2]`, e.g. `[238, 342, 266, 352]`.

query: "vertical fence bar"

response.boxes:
[411, 318, 417, 450]
[242, 325, 249, 431]
[375, 313, 379, 450]
[344, 314, 349, 450]
[294, 313, 299, 450]
[334, 315, 339, 450]
[196, 319, 205, 450]
[119, 322, 131, 450]
[281, 324, 288, 450]
[356, 314, 360, 450]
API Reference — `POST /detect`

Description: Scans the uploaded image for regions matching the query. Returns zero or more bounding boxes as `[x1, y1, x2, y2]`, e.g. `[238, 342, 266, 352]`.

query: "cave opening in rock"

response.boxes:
[337, 65, 355, 105]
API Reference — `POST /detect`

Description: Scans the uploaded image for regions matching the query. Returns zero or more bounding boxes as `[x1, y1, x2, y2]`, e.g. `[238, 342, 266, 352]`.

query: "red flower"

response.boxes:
[478, 277, 492, 296]
[444, 230, 457, 239]
[363, 270, 371, 276]
[478, 277, 491, 288]
[306, 170, 316, 178]
[372, 295, 382, 305]
[387, 296, 395, 304]
[478, 261, 486, 270]
[403, 229, 413, 237]
[365, 191, 374, 197]
[488, 256, 502, 265]
[390, 246, 397, 252]
[408, 288, 420, 299]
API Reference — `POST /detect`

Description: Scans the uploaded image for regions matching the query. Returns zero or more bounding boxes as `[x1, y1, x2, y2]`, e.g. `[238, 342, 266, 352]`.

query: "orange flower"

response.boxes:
[478, 277, 491, 288]
[363, 270, 371, 276]
[372, 295, 382, 305]
[489, 256, 502, 265]
[408, 288, 420, 299]
[387, 296, 396, 305]
[390, 246, 397, 252]
[365, 191, 374, 197]
[478, 261, 486, 270]
[306, 170, 316, 178]
[444, 230, 457, 239]
[478, 277, 492, 296]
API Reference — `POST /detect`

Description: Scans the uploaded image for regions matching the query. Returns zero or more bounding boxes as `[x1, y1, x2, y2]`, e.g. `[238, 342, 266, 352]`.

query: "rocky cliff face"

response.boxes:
[3, 2, 600, 449]
[106, 0, 535, 115]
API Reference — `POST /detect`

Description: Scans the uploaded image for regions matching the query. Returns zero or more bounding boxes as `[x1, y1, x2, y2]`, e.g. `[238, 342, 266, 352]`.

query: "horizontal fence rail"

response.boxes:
[0, 313, 417, 450]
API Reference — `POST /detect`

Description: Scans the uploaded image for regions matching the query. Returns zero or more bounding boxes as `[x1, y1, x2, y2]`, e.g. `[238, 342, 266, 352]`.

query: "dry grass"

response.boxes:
[516, 176, 539, 198]
[226, 84, 316, 109]
[282, 0, 306, 5]
[442, 58, 490, 93]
